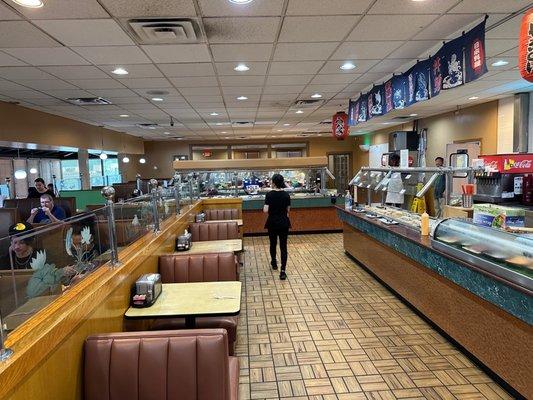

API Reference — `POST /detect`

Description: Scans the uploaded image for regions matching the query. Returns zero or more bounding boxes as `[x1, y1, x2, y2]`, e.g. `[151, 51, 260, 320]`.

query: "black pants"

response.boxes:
[268, 228, 288, 269]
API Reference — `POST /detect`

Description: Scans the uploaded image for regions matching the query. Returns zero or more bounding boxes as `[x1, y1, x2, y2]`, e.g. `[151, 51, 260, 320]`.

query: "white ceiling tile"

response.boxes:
[215, 62, 268, 75]
[66, 78, 126, 89]
[222, 86, 263, 95]
[266, 75, 313, 85]
[39, 66, 107, 80]
[4, 48, 90, 66]
[287, 0, 372, 15]
[219, 75, 265, 86]
[486, 14, 522, 40]
[99, 64, 163, 78]
[169, 76, 219, 87]
[0, 66, 55, 80]
[158, 63, 215, 77]
[263, 85, 305, 94]
[355, 72, 389, 84]
[34, 19, 134, 46]
[9, 0, 108, 19]
[117, 77, 171, 89]
[179, 86, 221, 96]
[99, 0, 196, 17]
[142, 44, 211, 63]
[0, 79, 27, 90]
[16, 79, 77, 90]
[486, 39, 521, 58]
[414, 14, 484, 40]
[332, 41, 403, 60]
[0, 50, 26, 66]
[348, 14, 438, 41]
[0, 2, 21, 20]
[319, 59, 378, 74]
[269, 61, 324, 75]
[280, 16, 360, 42]
[387, 40, 438, 59]
[185, 95, 224, 103]
[199, 0, 284, 16]
[450, 0, 533, 13]
[273, 42, 338, 61]
[0, 21, 60, 48]
[46, 89, 95, 98]
[210, 44, 274, 62]
[370, 58, 408, 74]
[204, 17, 279, 43]
[306, 84, 347, 92]
[75, 46, 152, 65]
[310, 74, 358, 85]
[497, 47, 517, 58]
[369, 0, 458, 14]
[89, 88, 137, 97]
[0, 89, 51, 98]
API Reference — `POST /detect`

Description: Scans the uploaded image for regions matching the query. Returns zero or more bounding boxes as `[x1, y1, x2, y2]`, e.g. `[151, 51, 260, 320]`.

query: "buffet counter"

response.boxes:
[242, 194, 343, 234]
[337, 206, 532, 398]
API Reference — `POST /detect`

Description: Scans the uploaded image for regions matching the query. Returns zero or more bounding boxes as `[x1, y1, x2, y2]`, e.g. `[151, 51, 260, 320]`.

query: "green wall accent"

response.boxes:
[60, 190, 104, 211]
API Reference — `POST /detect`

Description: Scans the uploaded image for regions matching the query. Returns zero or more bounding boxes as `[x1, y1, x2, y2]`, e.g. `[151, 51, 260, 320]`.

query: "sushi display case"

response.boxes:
[432, 218, 533, 292]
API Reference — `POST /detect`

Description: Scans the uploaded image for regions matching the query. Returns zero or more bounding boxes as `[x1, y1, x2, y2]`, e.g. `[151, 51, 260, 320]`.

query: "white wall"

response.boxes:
[497, 97, 514, 154]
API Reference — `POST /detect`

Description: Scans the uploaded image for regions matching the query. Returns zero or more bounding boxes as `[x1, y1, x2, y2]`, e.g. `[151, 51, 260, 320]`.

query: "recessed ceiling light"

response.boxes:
[111, 67, 129, 75]
[311, 93, 322, 98]
[119, 114, 129, 118]
[295, 110, 304, 114]
[234, 64, 250, 72]
[283, 123, 290, 126]
[99, 152, 108, 160]
[139, 158, 146, 164]
[164, 132, 170, 135]
[340, 62, 356, 70]
[491, 60, 509, 67]
[221, 131, 227, 134]
[210, 112, 219, 116]
[469, 96, 479, 100]
[216, 123, 224, 126]
[225, 136, 230, 139]
[12, 0, 43, 8]
[237, 96, 248, 100]
[277, 129, 283, 132]
[122, 156, 130, 163]
[29, 167, 38, 174]
[409, 113, 418, 117]
[151, 97, 164, 102]
[229, 0, 254, 4]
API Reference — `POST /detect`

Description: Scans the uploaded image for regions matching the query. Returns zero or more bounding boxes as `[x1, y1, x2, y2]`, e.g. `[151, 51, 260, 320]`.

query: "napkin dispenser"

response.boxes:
[132, 273, 162, 308]
[175, 230, 192, 251]
[195, 212, 206, 222]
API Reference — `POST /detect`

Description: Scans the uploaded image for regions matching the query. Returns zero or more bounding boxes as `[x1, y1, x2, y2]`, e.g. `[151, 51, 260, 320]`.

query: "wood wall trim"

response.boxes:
[173, 156, 328, 170]
[0, 202, 202, 399]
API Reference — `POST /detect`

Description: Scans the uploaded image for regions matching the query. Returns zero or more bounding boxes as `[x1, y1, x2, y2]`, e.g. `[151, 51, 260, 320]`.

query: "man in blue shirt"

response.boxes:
[27, 194, 66, 224]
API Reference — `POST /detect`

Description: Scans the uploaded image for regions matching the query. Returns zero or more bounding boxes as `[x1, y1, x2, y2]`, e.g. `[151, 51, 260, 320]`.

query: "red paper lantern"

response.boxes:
[332, 112, 349, 140]
[519, 8, 533, 82]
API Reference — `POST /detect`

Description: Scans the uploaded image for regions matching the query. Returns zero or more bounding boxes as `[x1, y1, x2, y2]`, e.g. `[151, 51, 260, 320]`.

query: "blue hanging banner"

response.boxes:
[430, 49, 444, 97]
[404, 64, 417, 106]
[348, 99, 359, 125]
[392, 74, 408, 109]
[384, 78, 394, 114]
[465, 19, 488, 83]
[367, 85, 385, 119]
[413, 59, 430, 102]
[441, 35, 465, 90]
[358, 94, 368, 123]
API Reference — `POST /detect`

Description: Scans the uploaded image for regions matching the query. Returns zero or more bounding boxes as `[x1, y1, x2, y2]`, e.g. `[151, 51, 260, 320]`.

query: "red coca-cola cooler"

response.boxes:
[475, 154, 533, 204]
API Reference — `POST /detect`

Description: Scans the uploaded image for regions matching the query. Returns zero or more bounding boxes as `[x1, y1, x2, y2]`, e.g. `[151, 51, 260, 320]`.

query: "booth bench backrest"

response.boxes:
[189, 222, 239, 242]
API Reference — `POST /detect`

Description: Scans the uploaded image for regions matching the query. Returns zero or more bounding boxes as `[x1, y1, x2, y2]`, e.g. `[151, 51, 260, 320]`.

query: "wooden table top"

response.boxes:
[163, 238, 243, 255]
[125, 282, 241, 319]
[204, 219, 243, 226]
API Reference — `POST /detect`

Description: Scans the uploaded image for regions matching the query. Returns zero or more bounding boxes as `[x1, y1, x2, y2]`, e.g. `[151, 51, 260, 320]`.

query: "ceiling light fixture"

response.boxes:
[221, 131, 227, 134]
[99, 152, 108, 160]
[151, 97, 164, 102]
[29, 167, 38, 174]
[382, 122, 391, 125]
[468, 96, 479, 100]
[283, 123, 290, 126]
[295, 110, 304, 114]
[491, 60, 509, 67]
[311, 93, 322, 98]
[111, 67, 129, 75]
[119, 114, 129, 118]
[12, 0, 43, 8]
[229, 0, 254, 4]
[139, 158, 146, 164]
[340, 62, 356, 70]
[234, 64, 250, 72]
[409, 113, 418, 117]
[14, 169, 27, 180]
[122, 156, 130, 163]
[210, 112, 219, 116]
[237, 96, 248, 100]
[164, 132, 171, 135]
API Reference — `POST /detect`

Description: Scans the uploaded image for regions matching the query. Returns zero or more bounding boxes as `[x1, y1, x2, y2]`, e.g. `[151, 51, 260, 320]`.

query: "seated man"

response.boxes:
[27, 194, 66, 224]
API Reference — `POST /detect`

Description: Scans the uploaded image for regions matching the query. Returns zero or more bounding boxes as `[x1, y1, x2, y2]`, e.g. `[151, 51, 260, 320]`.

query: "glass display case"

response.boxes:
[361, 205, 433, 231]
[432, 218, 533, 291]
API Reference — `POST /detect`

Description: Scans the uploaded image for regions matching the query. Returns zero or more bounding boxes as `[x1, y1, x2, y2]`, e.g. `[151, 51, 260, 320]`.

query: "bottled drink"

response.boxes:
[345, 190, 353, 210]
[421, 212, 430, 236]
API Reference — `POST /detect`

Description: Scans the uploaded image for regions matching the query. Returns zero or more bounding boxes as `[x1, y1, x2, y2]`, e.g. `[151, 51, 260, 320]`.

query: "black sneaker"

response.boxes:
[271, 261, 278, 270]
[279, 270, 287, 280]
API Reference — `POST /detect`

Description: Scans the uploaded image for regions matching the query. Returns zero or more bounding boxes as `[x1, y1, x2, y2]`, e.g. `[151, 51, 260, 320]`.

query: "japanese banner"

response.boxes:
[465, 20, 488, 83]
[441, 35, 466, 90]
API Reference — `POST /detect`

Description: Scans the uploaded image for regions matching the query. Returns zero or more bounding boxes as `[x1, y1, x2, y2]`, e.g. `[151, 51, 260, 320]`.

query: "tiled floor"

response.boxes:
[236, 233, 512, 400]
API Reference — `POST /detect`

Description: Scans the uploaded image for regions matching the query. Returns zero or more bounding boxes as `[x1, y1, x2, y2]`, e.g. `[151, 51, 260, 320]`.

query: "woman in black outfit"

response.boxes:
[263, 174, 291, 280]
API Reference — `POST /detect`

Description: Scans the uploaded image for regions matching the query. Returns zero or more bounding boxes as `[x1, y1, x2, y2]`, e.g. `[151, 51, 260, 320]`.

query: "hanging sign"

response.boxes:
[202, 150, 212, 158]
[413, 59, 430, 102]
[441, 35, 465, 89]
[383, 78, 394, 114]
[392, 75, 408, 109]
[368, 85, 385, 119]
[465, 20, 488, 83]
[430, 49, 444, 97]
[332, 112, 349, 140]
[519, 8, 533, 82]
[348, 99, 358, 125]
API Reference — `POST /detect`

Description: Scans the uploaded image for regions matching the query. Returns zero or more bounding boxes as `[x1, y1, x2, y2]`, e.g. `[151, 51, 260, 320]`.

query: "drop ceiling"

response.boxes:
[0, 0, 531, 141]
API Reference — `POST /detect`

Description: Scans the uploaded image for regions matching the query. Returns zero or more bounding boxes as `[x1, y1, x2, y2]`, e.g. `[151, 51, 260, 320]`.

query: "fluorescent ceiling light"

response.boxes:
[234, 64, 250, 72]
[99, 153, 108, 160]
[139, 158, 146, 164]
[237, 96, 248, 100]
[164, 132, 170, 135]
[340, 62, 356, 70]
[295, 110, 304, 114]
[210, 112, 219, 116]
[229, 0, 254, 4]
[491, 60, 509, 67]
[221, 131, 227, 133]
[311, 93, 322, 98]
[111, 67, 128, 75]
[12, 0, 43, 8]
[151, 97, 164, 102]
[283, 123, 290, 126]
[277, 130, 283, 132]
[14, 170, 27, 180]
[29, 167, 38, 174]
[409, 113, 418, 117]
[122, 156, 130, 163]
[469, 96, 479, 100]
[119, 114, 129, 118]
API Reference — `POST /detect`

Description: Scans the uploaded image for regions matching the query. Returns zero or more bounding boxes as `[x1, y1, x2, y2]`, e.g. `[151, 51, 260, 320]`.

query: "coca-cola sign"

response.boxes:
[481, 154, 533, 173]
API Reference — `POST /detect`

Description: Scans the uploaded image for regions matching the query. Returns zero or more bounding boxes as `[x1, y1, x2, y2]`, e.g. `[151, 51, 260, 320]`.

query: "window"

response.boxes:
[60, 159, 81, 190]
[89, 157, 122, 187]
[89, 159, 104, 187]
[104, 158, 121, 185]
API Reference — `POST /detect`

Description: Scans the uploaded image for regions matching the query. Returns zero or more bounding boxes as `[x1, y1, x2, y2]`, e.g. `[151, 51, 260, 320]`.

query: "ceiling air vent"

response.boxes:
[66, 97, 112, 106]
[292, 99, 324, 108]
[232, 121, 254, 127]
[319, 120, 332, 125]
[136, 123, 159, 130]
[128, 19, 200, 44]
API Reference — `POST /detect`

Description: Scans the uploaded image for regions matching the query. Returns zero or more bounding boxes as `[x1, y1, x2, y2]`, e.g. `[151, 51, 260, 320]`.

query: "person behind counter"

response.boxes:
[27, 194, 66, 224]
[434, 157, 446, 217]
[263, 173, 291, 280]
[1, 222, 39, 269]
[27, 177, 55, 199]
[385, 153, 404, 207]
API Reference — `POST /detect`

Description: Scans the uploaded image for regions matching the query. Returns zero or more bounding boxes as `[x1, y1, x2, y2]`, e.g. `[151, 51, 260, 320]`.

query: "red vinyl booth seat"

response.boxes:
[84, 329, 239, 400]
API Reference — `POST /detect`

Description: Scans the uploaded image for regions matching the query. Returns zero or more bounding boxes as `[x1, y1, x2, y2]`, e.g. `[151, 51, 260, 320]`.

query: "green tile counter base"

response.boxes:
[337, 208, 533, 325]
